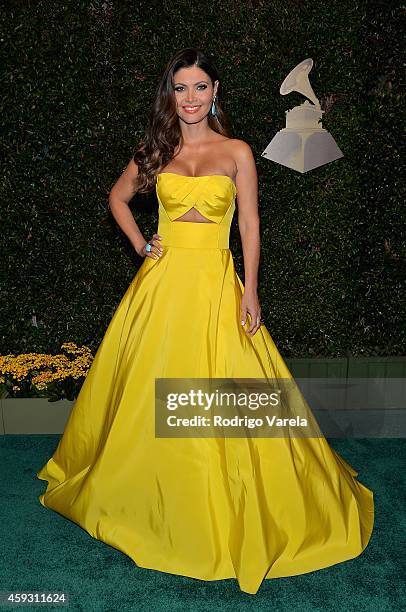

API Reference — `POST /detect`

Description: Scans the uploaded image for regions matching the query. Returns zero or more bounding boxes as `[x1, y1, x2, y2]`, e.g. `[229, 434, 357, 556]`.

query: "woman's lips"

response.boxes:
[183, 105, 201, 114]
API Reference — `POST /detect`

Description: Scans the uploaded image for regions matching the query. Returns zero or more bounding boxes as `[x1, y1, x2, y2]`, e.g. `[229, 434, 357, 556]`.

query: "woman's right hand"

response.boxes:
[138, 234, 163, 259]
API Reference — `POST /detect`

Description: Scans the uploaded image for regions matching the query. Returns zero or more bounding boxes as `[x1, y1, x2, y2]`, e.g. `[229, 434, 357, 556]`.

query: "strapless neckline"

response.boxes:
[158, 172, 237, 192]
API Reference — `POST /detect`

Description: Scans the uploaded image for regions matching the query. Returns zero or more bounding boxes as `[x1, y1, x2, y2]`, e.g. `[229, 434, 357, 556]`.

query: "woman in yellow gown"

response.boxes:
[37, 48, 374, 595]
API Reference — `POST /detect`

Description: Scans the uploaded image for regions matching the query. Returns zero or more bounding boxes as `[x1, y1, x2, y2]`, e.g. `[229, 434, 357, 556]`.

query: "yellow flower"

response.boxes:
[0, 343, 94, 394]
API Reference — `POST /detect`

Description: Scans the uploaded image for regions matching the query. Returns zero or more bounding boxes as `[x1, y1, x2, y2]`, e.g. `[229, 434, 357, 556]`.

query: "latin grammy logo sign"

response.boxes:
[262, 58, 344, 173]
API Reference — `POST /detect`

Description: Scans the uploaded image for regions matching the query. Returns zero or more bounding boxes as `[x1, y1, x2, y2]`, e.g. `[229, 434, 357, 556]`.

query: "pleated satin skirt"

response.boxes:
[37, 220, 374, 595]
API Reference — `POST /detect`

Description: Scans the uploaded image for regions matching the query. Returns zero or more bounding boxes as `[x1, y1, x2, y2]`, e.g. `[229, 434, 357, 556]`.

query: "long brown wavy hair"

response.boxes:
[132, 47, 232, 194]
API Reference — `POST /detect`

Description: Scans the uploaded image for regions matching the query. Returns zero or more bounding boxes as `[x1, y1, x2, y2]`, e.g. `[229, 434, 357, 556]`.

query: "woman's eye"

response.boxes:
[174, 85, 207, 92]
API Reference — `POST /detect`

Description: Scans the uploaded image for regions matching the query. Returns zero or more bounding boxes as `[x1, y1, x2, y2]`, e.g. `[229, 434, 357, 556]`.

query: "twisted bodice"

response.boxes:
[155, 173, 237, 249]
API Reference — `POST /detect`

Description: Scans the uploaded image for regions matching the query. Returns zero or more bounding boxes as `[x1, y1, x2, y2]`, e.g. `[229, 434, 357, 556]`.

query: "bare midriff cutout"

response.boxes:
[173, 207, 215, 223]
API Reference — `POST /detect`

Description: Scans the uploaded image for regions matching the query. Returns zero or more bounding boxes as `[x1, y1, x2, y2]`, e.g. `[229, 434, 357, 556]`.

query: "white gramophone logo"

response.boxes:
[262, 58, 344, 173]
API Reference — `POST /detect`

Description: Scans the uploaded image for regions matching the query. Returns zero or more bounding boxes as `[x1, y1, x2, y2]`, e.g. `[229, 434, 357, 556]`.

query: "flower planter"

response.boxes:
[285, 357, 347, 378]
[1, 398, 74, 434]
[1, 357, 405, 435]
[347, 356, 406, 378]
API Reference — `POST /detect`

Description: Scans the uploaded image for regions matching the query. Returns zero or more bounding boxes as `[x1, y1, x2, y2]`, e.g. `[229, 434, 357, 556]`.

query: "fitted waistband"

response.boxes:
[157, 216, 230, 249]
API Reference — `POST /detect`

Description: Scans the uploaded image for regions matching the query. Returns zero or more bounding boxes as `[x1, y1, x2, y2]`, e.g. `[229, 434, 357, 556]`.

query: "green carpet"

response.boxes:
[0, 436, 404, 611]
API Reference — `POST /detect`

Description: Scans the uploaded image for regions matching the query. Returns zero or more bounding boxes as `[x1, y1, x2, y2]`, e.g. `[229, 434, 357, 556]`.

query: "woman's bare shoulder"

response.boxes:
[223, 138, 254, 161]
[225, 139, 255, 173]
[226, 138, 253, 152]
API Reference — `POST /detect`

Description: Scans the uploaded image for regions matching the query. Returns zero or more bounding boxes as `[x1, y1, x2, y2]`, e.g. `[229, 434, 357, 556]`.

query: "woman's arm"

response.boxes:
[234, 140, 262, 336]
[108, 159, 162, 259]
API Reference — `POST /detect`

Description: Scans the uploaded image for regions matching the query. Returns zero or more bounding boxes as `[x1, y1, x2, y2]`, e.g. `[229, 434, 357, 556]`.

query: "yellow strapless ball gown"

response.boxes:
[37, 172, 374, 595]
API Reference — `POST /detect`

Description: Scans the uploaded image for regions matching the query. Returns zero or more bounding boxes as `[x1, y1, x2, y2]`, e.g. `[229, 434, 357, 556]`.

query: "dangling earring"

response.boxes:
[211, 94, 217, 117]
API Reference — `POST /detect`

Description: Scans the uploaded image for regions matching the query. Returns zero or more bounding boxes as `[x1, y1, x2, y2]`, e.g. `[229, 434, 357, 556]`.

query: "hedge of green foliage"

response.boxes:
[1, 0, 404, 358]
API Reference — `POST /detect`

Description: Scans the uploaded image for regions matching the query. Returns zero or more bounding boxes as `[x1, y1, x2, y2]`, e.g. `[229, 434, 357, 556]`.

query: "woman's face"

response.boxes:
[173, 65, 218, 123]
